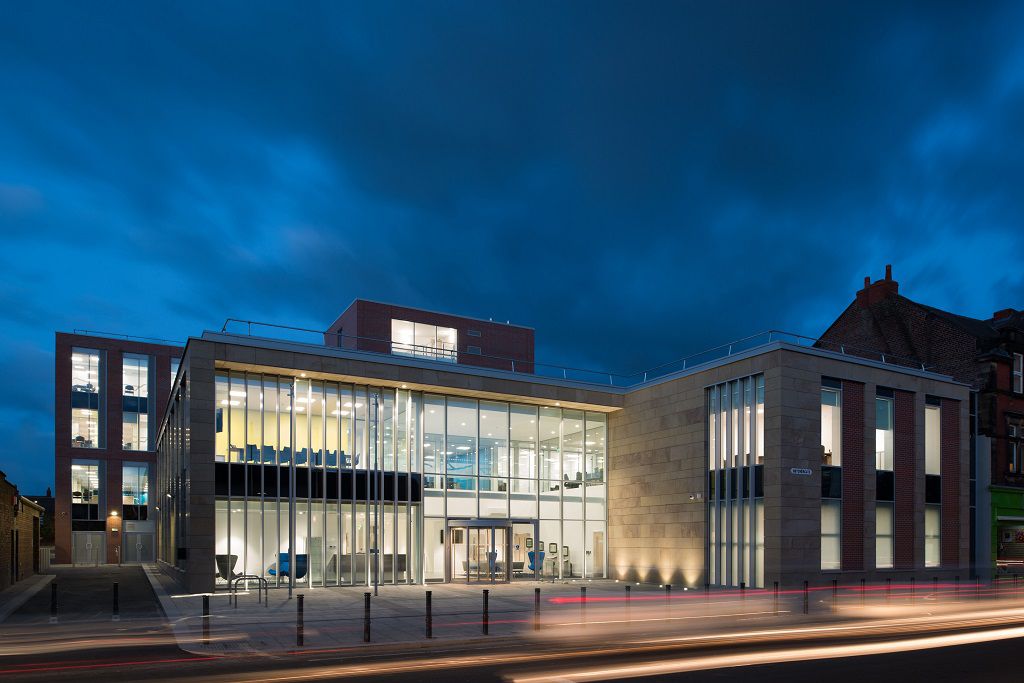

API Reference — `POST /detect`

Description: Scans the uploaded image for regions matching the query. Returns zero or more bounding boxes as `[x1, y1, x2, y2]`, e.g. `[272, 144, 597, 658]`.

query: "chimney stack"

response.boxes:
[855, 265, 899, 307]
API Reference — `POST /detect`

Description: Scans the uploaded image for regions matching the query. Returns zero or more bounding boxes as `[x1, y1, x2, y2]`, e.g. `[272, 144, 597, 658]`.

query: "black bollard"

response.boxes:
[625, 584, 631, 623]
[581, 586, 587, 626]
[534, 587, 540, 631]
[665, 584, 671, 619]
[425, 591, 432, 639]
[202, 595, 210, 643]
[740, 581, 746, 601]
[803, 581, 809, 614]
[773, 581, 779, 616]
[297, 594, 304, 647]
[363, 592, 371, 642]
[482, 589, 489, 635]
[113, 582, 120, 622]
[50, 582, 58, 624]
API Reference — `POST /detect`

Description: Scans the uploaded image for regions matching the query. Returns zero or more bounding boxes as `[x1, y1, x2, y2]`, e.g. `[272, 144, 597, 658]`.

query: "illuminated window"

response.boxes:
[1009, 419, 1023, 474]
[71, 460, 101, 520]
[925, 505, 940, 567]
[391, 319, 457, 362]
[122, 353, 152, 450]
[875, 396, 894, 471]
[876, 502, 893, 568]
[821, 500, 841, 571]
[122, 463, 149, 520]
[821, 385, 841, 466]
[71, 348, 103, 448]
[925, 402, 941, 476]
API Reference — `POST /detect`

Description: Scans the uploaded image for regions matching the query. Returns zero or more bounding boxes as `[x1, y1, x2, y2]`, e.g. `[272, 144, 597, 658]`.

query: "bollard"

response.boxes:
[482, 589, 489, 635]
[773, 581, 779, 616]
[363, 592, 371, 643]
[581, 586, 587, 626]
[50, 582, 57, 624]
[740, 581, 746, 601]
[534, 588, 540, 631]
[425, 591, 433, 639]
[625, 584, 631, 623]
[832, 579, 838, 613]
[803, 580, 809, 614]
[665, 584, 671, 619]
[202, 595, 210, 644]
[886, 577, 891, 604]
[112, 582, 120, 622]
[296, 594, 304, 647]
[705, 581, 710, 606]
[860, 578, 865, 608]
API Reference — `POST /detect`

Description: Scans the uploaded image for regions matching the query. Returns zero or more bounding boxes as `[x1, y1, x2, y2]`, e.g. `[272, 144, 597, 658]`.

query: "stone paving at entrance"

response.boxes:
[145, 566, 801, 655]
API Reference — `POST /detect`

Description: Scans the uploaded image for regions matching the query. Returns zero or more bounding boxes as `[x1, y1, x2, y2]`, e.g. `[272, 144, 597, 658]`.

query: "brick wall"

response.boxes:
[941, 398, 961, 567]
[841, 380, 864, 571]
[819, 295, 980, 386]
[894, 390, 916, 569]
[0, 475, 42, 591]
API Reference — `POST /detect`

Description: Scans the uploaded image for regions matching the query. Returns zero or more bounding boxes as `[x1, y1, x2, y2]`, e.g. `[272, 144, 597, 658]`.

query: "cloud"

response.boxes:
[1, 1, 1024, 489]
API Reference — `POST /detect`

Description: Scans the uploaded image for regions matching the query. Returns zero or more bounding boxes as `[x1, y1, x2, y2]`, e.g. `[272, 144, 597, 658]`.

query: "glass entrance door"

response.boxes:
[450, 525, 510, 583]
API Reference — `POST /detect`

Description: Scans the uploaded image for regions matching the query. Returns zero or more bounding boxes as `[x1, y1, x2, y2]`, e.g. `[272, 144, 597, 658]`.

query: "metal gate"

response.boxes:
[72, 531, 105, 565]
[122, 532, 154, 563]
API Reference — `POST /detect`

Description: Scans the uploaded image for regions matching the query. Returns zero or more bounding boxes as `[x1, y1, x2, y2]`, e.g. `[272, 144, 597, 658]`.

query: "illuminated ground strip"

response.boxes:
[509, 625, 1024, 682]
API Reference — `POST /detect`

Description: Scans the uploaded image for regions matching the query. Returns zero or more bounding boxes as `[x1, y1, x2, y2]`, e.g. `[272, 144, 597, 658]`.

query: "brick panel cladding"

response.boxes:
[940, 398, 961, 567]
[841, 380, 864, 571]
[894, 390, 916, 569]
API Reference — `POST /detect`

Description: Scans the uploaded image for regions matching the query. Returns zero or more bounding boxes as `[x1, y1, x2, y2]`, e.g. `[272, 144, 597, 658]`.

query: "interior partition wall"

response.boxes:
[209, 369, 608, 588]
[707, 375, 765, 588]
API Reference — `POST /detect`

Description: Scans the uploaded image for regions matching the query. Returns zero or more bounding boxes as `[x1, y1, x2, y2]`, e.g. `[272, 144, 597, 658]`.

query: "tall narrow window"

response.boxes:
[821, 384, 841, 466]
[71, 460, 101, 520]
[821, 499, 841, 571]
[170, 358, 181, 384]
[925, 402, 941, 475]
[122, 353, 151, 451]
[122, 463, 149, 520]
[1009, 419, 1023, 475]
[1014, 353, 1023, 394]
[71, 348, 103, 448]
[875, 396, 894, 471]
[876, 502, 894, 568]
[925, 505, 941, 567]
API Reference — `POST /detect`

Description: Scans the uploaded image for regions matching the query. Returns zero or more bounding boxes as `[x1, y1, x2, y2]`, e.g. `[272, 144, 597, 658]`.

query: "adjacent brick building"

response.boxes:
[818, 266, 1024, 575]
[0, 471, 43, 590]
[54, 333, 182, 565]
[324, 300, 535, 373]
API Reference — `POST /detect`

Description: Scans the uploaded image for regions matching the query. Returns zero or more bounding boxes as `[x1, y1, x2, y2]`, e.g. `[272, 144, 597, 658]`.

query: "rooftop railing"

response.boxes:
[217, 318, 935, 388]
[72, 329, 185, 346]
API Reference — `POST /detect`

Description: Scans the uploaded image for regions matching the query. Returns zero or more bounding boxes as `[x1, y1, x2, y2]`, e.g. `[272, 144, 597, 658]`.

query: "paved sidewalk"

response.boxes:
[144, 567, 796, 655]
[0, 574, 53, 623]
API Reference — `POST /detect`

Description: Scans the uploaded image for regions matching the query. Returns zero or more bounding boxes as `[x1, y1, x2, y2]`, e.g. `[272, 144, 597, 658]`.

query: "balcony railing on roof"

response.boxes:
[218, 318, 933, 388]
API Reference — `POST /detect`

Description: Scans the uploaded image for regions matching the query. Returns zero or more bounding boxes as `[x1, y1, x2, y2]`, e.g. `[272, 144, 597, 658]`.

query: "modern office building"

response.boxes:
[819, 266, 1024, 575]
[54, 332, 182, 565]
[152, 302, 971, 594]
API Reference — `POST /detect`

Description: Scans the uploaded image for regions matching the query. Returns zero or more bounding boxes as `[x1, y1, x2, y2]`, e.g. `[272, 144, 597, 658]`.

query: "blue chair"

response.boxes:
[527, 551, 545, 573]
[268, 553, 309, 580]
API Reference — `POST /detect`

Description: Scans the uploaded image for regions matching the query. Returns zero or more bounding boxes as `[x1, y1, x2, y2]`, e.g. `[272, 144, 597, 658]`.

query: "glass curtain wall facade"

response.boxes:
[209, 370, 607, 588]
[707, 375, 765, 588]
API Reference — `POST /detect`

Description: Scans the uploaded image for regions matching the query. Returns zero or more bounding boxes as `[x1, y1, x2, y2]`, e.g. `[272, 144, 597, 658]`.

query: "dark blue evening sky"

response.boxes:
[2, 1, 1023, 492]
